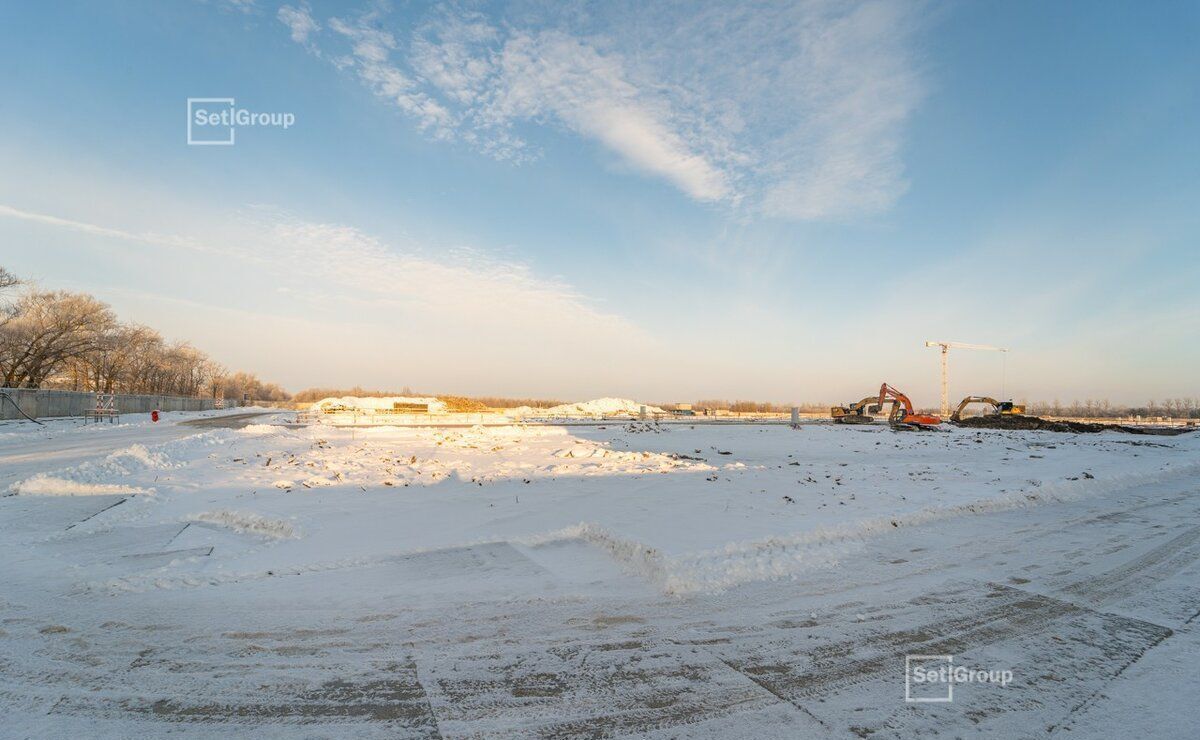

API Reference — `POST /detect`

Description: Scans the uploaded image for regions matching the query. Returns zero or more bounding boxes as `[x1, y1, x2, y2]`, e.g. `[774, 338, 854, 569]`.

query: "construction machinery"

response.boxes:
[925, 341, 1009, 418]
[950, 396, 1026, 422]
[833, 385, 941, 429]
[831, 396, 888, 424]
[878, 383, 942, 429]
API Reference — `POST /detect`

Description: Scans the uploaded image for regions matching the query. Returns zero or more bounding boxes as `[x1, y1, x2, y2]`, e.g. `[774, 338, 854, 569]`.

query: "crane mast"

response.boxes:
[925, 340, 1008, 418]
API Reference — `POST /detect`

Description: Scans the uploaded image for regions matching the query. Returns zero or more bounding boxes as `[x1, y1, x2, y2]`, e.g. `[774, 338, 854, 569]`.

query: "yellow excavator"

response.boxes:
[950, 396, 1026, 422]
[831, 396, 887, 424]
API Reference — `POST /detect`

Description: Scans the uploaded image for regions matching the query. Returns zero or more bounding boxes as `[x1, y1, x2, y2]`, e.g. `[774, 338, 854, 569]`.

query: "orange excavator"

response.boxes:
[877, 383, 942, 429]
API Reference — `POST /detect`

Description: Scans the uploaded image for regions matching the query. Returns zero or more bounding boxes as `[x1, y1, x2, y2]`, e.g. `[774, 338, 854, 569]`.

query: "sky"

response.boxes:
[1, 0, 1197, 405]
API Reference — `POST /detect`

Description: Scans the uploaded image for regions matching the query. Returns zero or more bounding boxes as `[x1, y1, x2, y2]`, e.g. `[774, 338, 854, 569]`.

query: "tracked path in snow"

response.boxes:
[1, 464, 1198, 736]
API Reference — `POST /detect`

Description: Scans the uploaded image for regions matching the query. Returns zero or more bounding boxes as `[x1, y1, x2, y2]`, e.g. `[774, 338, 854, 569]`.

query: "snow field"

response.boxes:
[8, 419, 1196, 598]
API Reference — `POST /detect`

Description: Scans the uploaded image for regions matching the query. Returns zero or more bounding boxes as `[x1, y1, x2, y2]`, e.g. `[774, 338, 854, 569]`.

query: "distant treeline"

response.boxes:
[0, 266, 288, 401]
[291, 386, 419, 403]
[1025, 399, 1200, 419]
[467, 396, 566, 409]
[291, 387, 567, 409]
[692, 399, 827, 413]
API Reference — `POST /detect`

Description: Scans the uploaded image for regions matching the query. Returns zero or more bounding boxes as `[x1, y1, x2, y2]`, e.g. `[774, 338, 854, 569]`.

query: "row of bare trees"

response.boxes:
[0, 267, 288, 400]
[1026, 398, 1200, 420]
[694, 399, 826, 413]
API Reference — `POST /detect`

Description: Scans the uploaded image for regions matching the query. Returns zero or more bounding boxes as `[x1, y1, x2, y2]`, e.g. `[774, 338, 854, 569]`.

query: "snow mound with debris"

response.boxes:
[311, 396, 447, 413]
[7, 432, 230, 496]
[187, 510, 298, 539]
[541, 398, 666, 417]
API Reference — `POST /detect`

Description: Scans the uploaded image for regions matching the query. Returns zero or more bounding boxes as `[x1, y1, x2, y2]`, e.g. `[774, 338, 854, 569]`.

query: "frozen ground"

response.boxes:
[1, 414, 1198, 737]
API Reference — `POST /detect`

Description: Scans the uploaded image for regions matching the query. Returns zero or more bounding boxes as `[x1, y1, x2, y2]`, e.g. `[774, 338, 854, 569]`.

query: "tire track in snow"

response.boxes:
[1059, 524, 1200, 606]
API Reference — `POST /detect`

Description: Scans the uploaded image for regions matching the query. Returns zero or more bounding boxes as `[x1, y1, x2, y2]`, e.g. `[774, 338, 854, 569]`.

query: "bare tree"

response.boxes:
[0, 266, 20, 329]
[0, 290, 115, 387]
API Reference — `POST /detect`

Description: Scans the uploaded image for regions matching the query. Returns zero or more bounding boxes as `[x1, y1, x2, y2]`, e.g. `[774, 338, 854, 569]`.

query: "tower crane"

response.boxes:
[925, 340, 1008, 418]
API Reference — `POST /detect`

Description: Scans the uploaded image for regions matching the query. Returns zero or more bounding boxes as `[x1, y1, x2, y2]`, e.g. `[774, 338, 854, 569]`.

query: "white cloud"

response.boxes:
[277, 4, 318, 45]
[0, 203, 643, 350]
[258, 217, 638, 338]
[325, 16, 456, 138]
[279, 1, 922, 220]
[484, 31, 731, 201]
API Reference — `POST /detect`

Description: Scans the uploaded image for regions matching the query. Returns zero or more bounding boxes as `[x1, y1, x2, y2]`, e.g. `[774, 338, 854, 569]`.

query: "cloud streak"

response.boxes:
[276, 1, 923, 220]
[0, 202, 644, 349]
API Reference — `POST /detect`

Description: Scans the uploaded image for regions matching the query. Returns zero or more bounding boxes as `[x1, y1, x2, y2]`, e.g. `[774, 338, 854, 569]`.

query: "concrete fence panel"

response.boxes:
[0, 388, 226, 421]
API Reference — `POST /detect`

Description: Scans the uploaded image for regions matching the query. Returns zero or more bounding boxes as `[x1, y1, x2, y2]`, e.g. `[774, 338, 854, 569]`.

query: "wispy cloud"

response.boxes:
[322, 10, 457, 138]
[276, 1, 922, 219]
[0, 202, 643, 346]
[257, 216, 638, 338]
[0, 204, 203, 252]
[276, 2, 318, 45]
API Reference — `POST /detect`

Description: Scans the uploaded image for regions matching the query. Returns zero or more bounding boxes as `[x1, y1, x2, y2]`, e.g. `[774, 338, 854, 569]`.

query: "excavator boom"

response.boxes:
[878, 383, 941, 428]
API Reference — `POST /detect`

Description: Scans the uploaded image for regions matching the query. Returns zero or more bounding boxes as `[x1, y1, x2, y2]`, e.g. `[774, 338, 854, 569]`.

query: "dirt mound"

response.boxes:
[955, 415, 1195, 436]
[437, 396, 489, 413]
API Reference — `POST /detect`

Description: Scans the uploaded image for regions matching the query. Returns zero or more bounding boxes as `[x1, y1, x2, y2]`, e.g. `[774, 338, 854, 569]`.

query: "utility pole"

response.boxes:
[925, 341, 1008, 417]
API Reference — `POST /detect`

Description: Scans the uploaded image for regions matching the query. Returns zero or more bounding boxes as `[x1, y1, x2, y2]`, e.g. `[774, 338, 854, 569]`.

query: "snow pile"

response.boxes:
[187, 510, 298, 539]
[311, 396, 447, 413]
[540, 398, 666, 418]
[218, 425, 710, 490]
[9, 478, 153, 496]
[9, 443, 173, 496]
[7, 432, 228, 496]
[237, 423, 281, 436]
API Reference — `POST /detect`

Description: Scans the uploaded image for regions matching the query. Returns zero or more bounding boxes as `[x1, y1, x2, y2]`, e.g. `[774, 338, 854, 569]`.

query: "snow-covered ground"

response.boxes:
[538, 397, 666, 417]
[1, 415, 1198, 737]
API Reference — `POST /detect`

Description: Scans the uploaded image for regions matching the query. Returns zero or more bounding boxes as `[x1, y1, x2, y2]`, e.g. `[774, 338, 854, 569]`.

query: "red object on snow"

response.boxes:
[151, 410, 160, 422]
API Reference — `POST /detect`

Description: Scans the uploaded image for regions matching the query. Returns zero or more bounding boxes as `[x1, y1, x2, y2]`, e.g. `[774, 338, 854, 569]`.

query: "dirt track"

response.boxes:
[178, 412, 278, 429]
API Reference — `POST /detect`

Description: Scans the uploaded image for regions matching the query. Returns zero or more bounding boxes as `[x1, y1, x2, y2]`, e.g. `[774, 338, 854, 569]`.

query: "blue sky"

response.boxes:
[1, 0, 1197, 404]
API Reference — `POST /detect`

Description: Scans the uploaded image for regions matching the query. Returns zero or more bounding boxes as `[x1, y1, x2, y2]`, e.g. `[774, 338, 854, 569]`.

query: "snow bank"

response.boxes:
[7, 432, 229, 496]
[311, 396, 447, 413]
[541, 398, 666, 417]
[9, 477, 153, 496]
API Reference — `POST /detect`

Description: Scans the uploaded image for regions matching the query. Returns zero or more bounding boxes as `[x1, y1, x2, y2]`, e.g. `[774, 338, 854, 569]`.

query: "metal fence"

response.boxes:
[0, 387, 226, 421]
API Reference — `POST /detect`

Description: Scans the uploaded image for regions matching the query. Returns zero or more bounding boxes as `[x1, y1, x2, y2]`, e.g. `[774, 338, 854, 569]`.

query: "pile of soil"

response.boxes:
[436, 396, 489, 413]
[955, 414, 1195, 436]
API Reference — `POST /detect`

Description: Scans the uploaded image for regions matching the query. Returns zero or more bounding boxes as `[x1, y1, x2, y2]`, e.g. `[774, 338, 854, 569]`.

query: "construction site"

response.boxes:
[2, 332, 1197, 737]
[828, 341, 1195, 435]
[3, 0, 1197, 735]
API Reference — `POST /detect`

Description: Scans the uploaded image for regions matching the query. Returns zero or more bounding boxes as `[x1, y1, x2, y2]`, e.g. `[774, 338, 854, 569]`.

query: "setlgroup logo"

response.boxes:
[905, 655, 1013, 703]
[186, 98, 295, 145]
